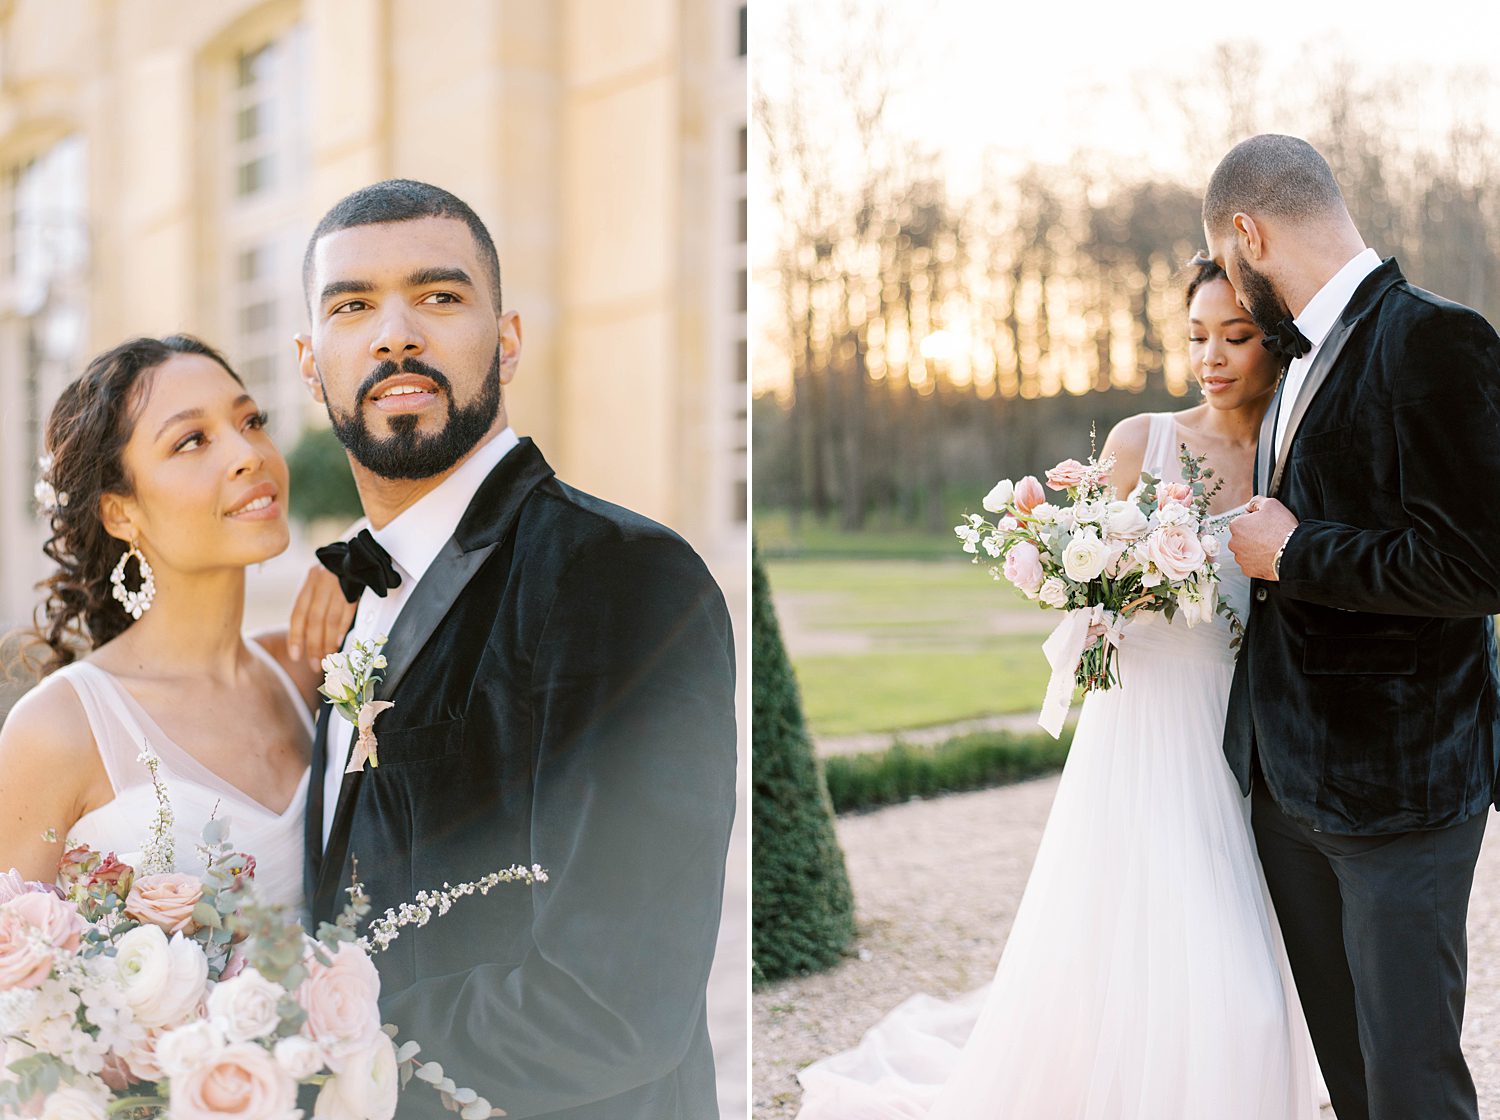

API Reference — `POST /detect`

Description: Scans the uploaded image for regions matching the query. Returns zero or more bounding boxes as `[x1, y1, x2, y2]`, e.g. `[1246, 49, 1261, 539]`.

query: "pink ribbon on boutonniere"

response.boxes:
[347, 700, 395, 774]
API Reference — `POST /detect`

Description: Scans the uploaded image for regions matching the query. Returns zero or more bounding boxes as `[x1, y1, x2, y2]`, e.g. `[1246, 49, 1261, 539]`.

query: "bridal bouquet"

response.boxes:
[0, 752, 546, 1119]
[955, 438, 1239, 736]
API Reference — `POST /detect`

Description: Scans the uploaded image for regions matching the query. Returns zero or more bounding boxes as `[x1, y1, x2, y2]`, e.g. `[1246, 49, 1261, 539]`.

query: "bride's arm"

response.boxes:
[1100, 413, 1152, 498]
[0, 679, 99, 881]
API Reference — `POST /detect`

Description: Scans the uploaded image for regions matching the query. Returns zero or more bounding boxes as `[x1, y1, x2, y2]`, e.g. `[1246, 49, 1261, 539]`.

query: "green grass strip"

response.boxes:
[823, 728, 1072, 815]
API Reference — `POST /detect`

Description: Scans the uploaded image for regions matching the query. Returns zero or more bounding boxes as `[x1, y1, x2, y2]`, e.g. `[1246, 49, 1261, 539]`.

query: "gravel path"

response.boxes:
[753, 775, 1500, 1119]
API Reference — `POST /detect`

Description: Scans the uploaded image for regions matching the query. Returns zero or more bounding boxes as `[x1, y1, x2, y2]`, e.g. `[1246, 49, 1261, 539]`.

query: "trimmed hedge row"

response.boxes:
[822, 728, 1073, 815]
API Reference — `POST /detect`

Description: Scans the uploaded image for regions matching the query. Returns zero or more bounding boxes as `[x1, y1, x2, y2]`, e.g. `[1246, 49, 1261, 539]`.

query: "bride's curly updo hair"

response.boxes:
[30, 334, 242, 675]
[1183, 253, 1228, 309]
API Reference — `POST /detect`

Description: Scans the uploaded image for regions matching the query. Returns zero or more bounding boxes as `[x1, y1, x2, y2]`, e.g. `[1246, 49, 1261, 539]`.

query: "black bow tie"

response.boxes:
[1263, 316, 1313, 363]
[316, 529, 402, 604]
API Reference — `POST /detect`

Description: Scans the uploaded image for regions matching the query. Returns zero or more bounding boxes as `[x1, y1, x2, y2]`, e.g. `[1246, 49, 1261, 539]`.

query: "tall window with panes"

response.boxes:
[223, 27, 309, 444]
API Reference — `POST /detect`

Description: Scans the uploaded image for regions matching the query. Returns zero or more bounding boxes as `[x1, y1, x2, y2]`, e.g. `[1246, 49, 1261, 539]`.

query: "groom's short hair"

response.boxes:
[303, 179, 502, 312]
[1203, 135, 1346, 235]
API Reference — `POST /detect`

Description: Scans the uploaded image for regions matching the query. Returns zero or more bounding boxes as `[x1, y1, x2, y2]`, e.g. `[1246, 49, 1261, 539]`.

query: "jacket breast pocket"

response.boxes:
[1302, 635, 1417, 676]
[1291, 425, 1354, 461]
[370, 717, 465, 766]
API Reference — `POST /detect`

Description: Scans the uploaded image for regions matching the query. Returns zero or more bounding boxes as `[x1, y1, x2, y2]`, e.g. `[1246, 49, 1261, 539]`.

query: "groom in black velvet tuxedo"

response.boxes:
[1211, 135, 1500, 1120]
[292, 180, 736, 1119]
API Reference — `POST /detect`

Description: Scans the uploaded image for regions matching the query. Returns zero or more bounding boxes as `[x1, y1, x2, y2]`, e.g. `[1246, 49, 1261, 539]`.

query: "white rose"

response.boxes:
[1147, 523, 1208, 583]
[1072, 497, 1105, 525]
[1028, 502, 1060, 524]
[1200, 534, 1221, 559]
[315, 1032, 398, 1120]
[1104, 500, 1148, 540]
[1155, 501, 1190, 527]
[114, 925, 208, 1029]
[274, 1034, 327, 1080]
[207, 968, 284, 1044]
[982, 479, 1015, 514]
[39, 1084, 107, 1120]
[1061, 531, 1110, 582]
[1037, 577, 1069, 609]
[1056, 507, 1077, 532]
[155, 1019, 225, 1080]
[320, 655, 358, 704]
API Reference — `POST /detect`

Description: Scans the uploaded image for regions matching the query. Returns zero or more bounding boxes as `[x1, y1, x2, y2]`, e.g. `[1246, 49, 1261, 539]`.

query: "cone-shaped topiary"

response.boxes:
[752, 541, 856, 984]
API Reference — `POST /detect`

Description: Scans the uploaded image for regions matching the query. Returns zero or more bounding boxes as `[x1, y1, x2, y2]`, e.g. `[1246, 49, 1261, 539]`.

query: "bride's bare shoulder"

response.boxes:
[1100, 412, 1157, 493]
[0, 669, 94, 764]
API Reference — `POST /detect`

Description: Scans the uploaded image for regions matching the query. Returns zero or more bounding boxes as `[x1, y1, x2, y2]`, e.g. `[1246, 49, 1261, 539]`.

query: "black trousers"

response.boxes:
[1251, 781, 1487, 1120]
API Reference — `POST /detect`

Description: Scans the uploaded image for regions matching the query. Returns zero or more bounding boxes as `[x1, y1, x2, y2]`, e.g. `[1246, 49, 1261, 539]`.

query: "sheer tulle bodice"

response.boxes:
[795, 413, 1316, 1120]
[53, 640, 311, 913]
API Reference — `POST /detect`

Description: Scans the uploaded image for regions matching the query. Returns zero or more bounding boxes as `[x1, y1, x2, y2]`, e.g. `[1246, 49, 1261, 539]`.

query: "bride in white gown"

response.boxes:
[0, 335, 350, 911]
[795, 261, 1320, 1120]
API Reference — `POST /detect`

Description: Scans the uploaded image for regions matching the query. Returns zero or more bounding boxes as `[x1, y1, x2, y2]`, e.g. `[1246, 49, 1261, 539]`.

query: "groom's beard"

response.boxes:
[323, 349, 502, 481]
[1232, 250, 1291, 336]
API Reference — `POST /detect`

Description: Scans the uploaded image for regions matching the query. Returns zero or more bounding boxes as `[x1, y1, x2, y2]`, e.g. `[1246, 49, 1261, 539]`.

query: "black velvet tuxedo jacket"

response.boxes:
[1224, 258, 1500, 834]
[304, 438, 737, 1119]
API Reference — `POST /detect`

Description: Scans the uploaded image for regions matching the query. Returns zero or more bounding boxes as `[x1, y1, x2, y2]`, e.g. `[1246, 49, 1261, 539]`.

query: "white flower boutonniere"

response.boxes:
[320, 635, 394, 774]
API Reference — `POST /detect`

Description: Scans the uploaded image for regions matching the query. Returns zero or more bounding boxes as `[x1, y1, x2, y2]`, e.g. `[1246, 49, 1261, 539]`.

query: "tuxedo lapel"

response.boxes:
[304, 702, 331, 905]
[1269, 316, 1358, 497]
[1255, 380, 1281, 494]
[313, 438, 557, 911]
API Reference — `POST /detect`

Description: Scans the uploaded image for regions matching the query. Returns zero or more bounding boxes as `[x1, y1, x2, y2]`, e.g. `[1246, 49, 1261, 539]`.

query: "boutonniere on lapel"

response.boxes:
[319, 635, 395, 774]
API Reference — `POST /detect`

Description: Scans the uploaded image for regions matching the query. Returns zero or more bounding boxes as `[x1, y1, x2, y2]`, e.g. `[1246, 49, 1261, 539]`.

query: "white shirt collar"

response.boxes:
[1294, 247, 1382, 351]
[368, 426, 519, 583]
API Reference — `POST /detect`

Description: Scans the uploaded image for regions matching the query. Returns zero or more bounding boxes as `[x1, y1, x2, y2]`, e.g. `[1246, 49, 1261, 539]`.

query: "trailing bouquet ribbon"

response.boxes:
[1038, 605, 1123, 738]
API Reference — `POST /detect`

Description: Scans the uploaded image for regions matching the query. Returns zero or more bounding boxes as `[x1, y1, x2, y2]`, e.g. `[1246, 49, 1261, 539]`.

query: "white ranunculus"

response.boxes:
[114, 925, 208, 1029]
[982, 479, 1015, 514]
[1037, 577, 1069, 609]
[1072, 497, 1105, 525]
[274, 1034, 327, 1081]
[38, 1083, 107, 1120]
[1104, 500, 1148, 540]
[1062, 531, 1110, 583]
[207, 967, 284, 1044]
[1028, 502, 1060, 524]
[315, 1032, 398, 1120]
[155, 1019, 225, 1080]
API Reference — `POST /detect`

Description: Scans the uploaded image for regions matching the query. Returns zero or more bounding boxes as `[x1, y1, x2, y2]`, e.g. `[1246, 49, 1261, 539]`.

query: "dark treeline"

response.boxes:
[755, 36, 1500, 531]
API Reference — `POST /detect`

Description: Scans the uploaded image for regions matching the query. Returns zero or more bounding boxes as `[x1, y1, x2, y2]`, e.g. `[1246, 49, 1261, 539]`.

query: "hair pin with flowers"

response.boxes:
[33, 452, 69, 518]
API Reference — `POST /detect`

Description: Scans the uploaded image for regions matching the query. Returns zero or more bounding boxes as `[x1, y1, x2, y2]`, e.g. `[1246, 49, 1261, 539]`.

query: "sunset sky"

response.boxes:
[751, 0, 1500, 393]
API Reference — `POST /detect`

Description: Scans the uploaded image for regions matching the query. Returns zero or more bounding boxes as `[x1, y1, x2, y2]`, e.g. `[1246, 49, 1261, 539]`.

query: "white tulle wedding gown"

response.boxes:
[796, 413, 1319, 1120]
[53, 639, 311, 913]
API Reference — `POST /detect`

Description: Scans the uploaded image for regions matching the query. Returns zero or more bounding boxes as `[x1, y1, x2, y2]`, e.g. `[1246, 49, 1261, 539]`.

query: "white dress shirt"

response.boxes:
[1273, 247, 1382, 464]
[321, 426, 520, 850]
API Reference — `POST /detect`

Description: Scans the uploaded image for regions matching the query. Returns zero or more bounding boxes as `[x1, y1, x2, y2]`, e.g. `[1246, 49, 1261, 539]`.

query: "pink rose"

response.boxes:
[1014, 475, 1047, 513]
[125, 873, 203, 936]
[1002, 541, 1046, 596]
[1044, 459, 1086, 491]
[169, 1042, 297, 1120]
[1158, 482, 1193, 508]
[1146, 524, 1208, 583]
[0, 891, 84, 989]
[299, 941, 383, 1059]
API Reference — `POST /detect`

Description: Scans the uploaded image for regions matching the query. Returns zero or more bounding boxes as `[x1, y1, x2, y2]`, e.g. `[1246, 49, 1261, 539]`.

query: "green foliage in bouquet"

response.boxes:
[751, 542, 857, 985]
[284, 424, 363, 526]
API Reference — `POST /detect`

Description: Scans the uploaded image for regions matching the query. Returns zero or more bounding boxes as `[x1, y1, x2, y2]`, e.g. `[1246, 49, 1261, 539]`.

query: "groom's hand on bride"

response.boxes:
[1229, 497, 1300, 581]
[287, 565, 358, 667]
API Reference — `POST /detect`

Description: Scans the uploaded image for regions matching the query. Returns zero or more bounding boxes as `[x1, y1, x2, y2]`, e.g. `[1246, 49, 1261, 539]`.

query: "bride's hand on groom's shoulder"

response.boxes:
[1229, 497, 1299, 581]
[288, 564, 358, 668]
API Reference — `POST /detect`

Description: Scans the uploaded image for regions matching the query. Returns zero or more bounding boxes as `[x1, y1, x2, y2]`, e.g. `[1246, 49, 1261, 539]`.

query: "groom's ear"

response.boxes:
[499, 312, 522, 386]
[293, 334, 325, 404]
[1233, 213, 1265, 260]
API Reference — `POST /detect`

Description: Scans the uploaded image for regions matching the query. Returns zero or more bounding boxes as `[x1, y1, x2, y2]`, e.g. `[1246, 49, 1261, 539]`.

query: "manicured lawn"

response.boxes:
[764, 553, 1054, 736]
[791, 643, 1051, 736]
